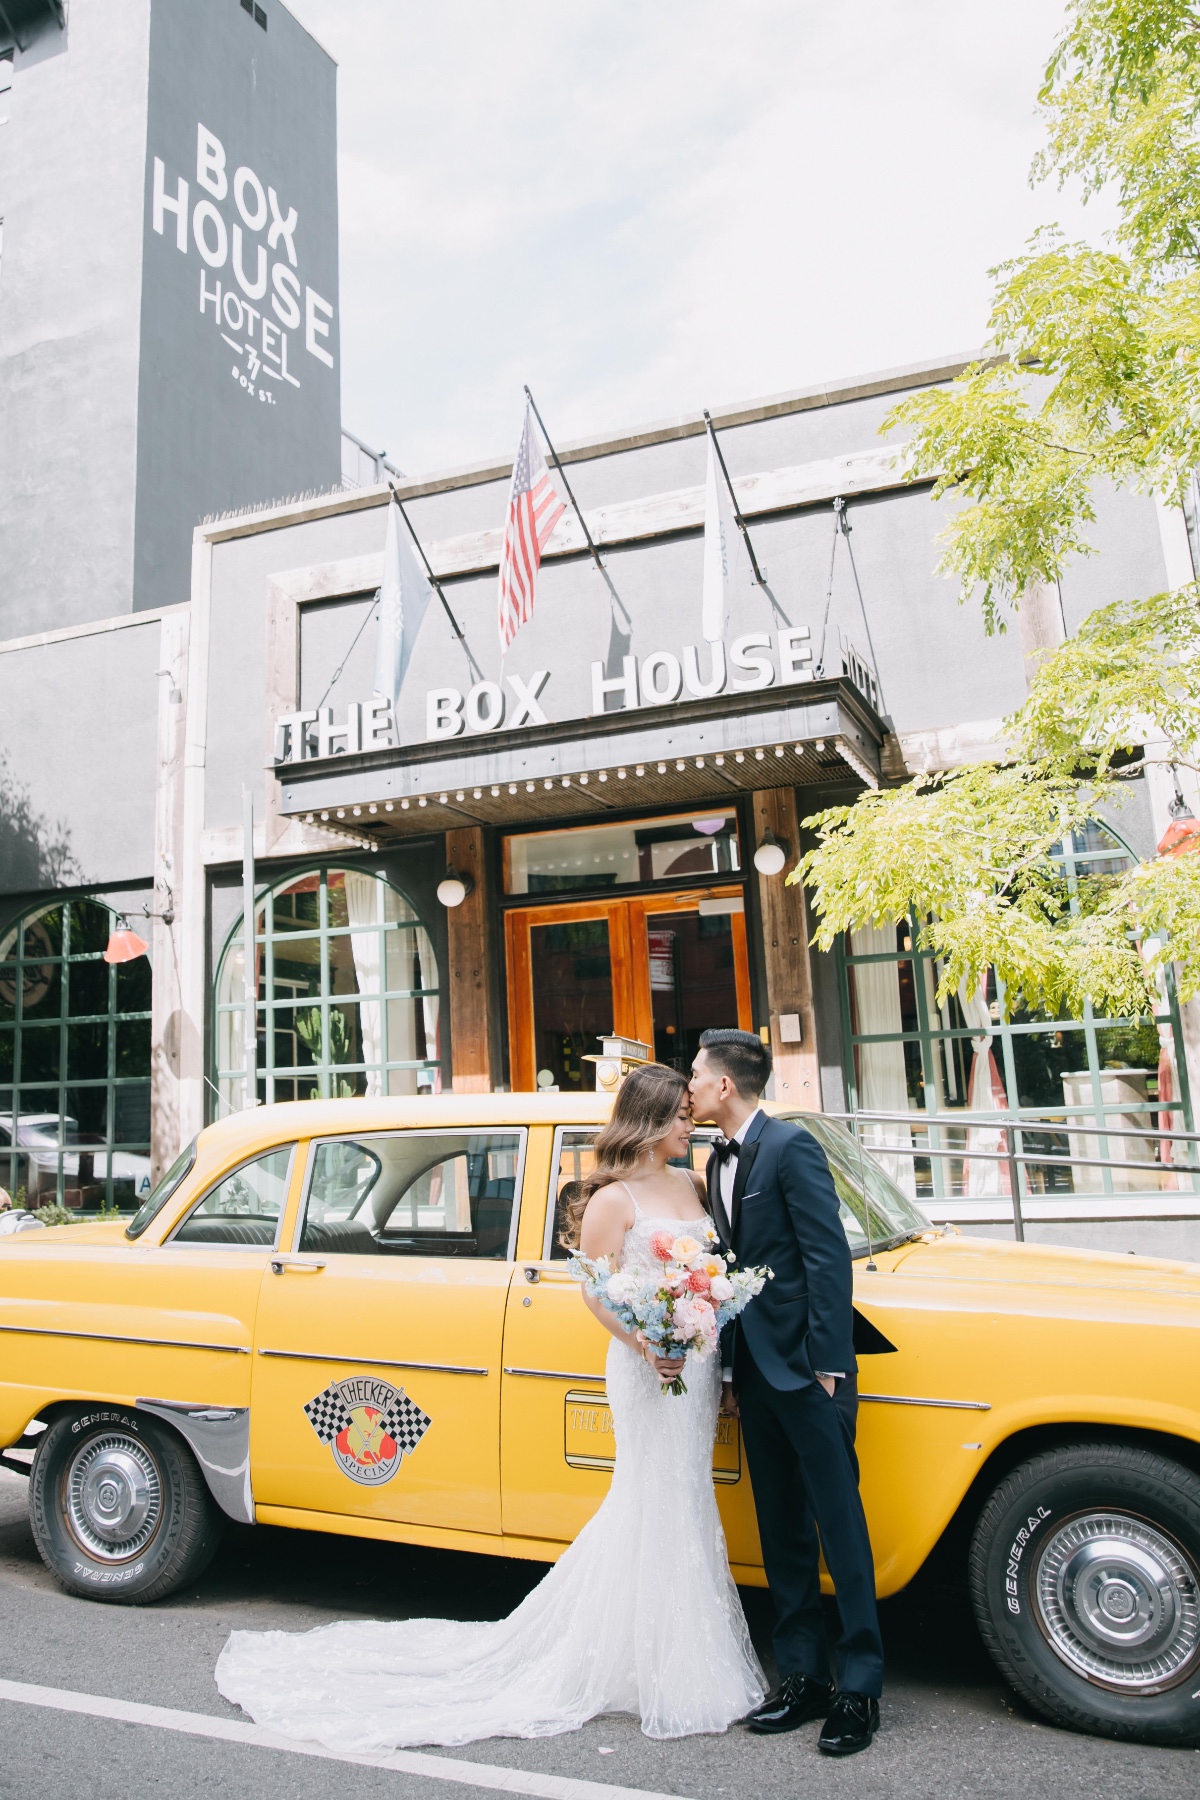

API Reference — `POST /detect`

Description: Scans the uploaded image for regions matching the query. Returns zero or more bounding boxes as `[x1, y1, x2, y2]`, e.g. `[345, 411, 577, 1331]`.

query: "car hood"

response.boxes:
[890, 1231, 1200, 1304]
[0, 1221, 131, 1251]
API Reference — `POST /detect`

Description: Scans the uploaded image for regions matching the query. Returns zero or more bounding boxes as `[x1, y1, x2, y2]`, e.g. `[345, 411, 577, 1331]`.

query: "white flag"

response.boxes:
[701, 433, 753, 642]
[373, 499, 435, 713]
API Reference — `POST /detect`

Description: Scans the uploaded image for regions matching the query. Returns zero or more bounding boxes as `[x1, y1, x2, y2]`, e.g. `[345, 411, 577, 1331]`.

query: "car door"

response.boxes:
[499, 1125, 761, 1572]
[250, 1126, 524, 1537]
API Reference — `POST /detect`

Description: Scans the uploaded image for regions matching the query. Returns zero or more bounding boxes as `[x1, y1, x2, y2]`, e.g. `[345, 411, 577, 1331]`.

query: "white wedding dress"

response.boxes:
[216, 1200, 766, 1748]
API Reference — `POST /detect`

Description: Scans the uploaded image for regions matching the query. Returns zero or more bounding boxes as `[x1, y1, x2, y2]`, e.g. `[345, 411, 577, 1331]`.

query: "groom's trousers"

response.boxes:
[736, 1350, 884, 1698]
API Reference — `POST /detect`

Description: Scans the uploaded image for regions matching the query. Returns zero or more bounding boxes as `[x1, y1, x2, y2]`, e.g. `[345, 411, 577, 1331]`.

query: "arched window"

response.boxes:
[0, 899, 153, 1212]
[836, 822, 1191, 1205]
[214, 867, 442, 1112]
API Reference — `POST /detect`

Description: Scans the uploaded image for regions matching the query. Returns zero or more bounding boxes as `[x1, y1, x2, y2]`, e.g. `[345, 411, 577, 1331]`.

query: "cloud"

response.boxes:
[288, 0, 1108, 474]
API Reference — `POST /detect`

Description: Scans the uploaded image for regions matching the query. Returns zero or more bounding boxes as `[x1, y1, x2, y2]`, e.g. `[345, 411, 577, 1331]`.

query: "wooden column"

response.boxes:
[752, 788, 821, 1111]
[445, 826, 495, 1093]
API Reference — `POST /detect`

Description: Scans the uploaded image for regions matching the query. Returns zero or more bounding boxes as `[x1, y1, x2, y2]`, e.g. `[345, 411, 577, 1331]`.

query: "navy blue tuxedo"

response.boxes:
[708, 1109, 884, 1698]
[709, 1110, 855, 1387]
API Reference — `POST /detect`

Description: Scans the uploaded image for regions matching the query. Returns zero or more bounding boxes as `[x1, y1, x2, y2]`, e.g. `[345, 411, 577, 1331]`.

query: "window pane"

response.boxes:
[548, 1128, 599, 1259]
[0, 967, 18, 1024]
[0, 1029, 11, 1081]
[172, 1146, 293, 1246]
[300, 1132, 522, 1258]
[115, 1018, 150, 1077]
[17, 955, 62, 1022]
[112, 1083, 151, 1146]
[529, 918, 612, 1093]
[114, 956, 152, 1015]
[68, 902, 114, 956]
[67, 1023, 108, 1081]
[21, 1026, 60, 1082]
[505, 810, 741, 895]
[68, 959, 110, 1018]
[646, 911, 740, 1073]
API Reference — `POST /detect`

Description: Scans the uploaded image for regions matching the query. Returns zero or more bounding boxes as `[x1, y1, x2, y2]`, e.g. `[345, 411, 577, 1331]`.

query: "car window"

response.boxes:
[169, 1146, 294, 1248]
[298, 1131, 524, 1259]
[546, 1126, 714, 1259]
[125, 1138, 197, 1239]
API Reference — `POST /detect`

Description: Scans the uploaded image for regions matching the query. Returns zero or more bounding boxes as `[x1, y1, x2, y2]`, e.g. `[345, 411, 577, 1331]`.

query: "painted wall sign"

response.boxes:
[135, 1, 341, 611]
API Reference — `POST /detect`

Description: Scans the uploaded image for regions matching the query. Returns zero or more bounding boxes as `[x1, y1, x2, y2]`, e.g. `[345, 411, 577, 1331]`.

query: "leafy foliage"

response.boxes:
[796, 2, 1200, 1015]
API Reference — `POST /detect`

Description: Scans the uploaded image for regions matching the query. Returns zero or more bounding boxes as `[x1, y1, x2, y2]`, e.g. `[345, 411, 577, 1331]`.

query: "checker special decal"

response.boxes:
[303, 1376, 431, 1486]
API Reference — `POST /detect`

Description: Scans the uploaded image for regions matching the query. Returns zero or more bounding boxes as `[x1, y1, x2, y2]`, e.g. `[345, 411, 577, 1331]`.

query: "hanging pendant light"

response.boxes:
[103, 918, 149, 964]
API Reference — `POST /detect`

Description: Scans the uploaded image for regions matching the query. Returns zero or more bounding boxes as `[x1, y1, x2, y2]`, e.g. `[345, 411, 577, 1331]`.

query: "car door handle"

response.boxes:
[269, 1255, 327, 1275]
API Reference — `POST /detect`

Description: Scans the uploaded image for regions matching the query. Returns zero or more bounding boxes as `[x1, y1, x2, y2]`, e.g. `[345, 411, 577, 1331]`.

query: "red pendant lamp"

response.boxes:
[103, 918, 149, 964]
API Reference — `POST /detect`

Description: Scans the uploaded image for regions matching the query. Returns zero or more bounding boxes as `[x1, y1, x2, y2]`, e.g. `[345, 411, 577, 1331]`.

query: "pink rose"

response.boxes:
[649, 1230, 676, 1261]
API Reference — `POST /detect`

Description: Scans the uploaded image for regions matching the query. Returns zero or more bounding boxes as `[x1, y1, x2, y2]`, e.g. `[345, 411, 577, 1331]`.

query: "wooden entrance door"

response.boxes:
[505, 889, 752, 1092]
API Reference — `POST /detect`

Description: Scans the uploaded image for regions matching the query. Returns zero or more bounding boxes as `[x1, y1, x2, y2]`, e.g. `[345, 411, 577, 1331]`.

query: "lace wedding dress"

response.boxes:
[216, 1202, 766, 1749]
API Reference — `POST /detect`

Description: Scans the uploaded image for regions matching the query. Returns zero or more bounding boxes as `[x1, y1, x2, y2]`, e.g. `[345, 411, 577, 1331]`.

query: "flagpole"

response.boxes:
[523, 387, 631, 627]
[386, 484, 485, 685]
[703, 409, 767, 589]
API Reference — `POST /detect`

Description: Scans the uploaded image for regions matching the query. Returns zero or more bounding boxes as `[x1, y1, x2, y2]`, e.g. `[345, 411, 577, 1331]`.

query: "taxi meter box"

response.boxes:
[1, 1094, 1199, 1748]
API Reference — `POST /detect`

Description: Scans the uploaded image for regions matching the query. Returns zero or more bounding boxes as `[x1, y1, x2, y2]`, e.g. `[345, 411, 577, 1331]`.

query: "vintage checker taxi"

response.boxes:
[1, 1094, 1198, 1747]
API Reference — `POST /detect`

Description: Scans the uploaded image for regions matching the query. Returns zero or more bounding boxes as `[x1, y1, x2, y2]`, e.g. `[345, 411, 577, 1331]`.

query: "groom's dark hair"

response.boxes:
[699, 1028, 772, 1098]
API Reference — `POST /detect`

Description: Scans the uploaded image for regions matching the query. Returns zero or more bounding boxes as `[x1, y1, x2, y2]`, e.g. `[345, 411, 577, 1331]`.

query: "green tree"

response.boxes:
[795, 0, 1200, 1017]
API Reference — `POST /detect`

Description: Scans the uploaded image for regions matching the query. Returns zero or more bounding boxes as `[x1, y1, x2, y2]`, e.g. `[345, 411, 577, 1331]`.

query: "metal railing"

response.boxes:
[824, 1108, 1200, 1242]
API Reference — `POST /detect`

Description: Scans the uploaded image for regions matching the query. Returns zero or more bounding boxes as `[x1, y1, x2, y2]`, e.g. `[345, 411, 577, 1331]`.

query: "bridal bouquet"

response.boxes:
[570, 1222, 771, 1395]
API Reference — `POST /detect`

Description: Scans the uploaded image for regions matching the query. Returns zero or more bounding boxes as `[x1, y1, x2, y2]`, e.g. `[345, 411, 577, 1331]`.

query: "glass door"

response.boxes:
[505, 891, 751, 1091]
[631, 892, 752, 1074]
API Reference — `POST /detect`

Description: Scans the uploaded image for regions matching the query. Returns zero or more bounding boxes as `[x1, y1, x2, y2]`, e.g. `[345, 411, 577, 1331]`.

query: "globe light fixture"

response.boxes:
[752, 831, 788, 877]
[437, 866, 475, 908]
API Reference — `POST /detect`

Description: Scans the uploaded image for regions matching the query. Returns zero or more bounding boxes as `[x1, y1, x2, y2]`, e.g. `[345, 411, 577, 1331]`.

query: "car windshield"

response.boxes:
[125, 1139, 197, 1239]
[781, 1114, 930, 1255]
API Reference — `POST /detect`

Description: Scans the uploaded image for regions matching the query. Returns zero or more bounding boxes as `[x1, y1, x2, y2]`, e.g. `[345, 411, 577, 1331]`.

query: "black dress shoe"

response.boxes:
[745, 1673, 835, 1734]
[817, 1691, 879, 1755]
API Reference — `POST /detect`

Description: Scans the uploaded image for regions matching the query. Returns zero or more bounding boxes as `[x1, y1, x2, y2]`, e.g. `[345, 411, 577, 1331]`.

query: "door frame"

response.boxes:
[505, 887, 751, 1092]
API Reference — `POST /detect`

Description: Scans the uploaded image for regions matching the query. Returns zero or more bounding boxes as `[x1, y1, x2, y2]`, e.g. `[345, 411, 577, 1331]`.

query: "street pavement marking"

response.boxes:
[0, 1679, 690, 1800]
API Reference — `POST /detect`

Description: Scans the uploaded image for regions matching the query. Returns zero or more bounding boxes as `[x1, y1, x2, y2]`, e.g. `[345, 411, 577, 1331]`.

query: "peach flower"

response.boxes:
[648, 1230, 676, 1261]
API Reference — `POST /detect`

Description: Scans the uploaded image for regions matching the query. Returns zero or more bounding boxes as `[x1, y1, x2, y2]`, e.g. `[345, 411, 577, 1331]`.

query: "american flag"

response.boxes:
[498, 403, 566, 653]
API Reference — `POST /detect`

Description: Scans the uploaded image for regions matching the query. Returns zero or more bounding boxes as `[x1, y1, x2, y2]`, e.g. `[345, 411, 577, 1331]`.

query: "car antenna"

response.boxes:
[854, 1124, 877, 1271]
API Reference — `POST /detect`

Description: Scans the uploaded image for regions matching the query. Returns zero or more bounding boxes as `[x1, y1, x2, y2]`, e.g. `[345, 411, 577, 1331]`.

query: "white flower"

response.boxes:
[671, 1234, 703, 1263]
[605, 1272, 637, 1304]
[710, 1275, 734, 1302]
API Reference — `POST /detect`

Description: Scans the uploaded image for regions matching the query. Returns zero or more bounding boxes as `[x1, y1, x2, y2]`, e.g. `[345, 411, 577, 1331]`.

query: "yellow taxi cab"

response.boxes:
[1, 1094, 1198, 1747]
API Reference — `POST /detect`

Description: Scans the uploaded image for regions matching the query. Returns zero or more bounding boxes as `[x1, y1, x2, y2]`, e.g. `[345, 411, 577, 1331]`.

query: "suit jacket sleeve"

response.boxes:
[776, 1128, 856, 1377]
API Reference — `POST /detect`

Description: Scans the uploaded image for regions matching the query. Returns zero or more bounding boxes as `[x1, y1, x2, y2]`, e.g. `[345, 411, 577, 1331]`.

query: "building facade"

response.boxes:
[0, 0, 341, 639]
[2, 354, 1196, 1252]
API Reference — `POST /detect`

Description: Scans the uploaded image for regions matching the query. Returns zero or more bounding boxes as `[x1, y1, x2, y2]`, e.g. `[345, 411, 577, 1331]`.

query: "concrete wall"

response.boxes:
[0, 1, 151, 638]
[0, 615, 163, 893]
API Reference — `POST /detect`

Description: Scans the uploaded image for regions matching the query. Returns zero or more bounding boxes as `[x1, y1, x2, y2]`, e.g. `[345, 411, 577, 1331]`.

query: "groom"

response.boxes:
[689, 1028, 883, 1757]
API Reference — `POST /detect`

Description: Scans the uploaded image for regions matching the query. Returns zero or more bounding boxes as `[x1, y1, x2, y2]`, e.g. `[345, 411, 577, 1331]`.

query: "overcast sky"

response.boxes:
[287, 0, 1106, 477]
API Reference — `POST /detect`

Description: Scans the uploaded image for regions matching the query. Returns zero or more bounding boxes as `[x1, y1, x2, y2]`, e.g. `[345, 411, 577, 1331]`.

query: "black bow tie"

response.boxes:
[712, 1136, 740, 1164]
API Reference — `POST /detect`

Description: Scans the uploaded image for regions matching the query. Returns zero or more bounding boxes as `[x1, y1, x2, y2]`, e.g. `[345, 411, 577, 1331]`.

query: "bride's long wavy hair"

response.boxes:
[559, 1062, 691, 1250]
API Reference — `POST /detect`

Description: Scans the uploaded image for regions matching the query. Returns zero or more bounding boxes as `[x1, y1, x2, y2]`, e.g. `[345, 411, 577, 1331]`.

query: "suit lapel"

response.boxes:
[730, 1109, 769, 1232]
[706, 1145, 732, 1245]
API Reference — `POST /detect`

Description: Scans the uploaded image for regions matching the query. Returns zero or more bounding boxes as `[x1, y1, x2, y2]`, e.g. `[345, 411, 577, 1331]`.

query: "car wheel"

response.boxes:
[29, 1406, 224, 1604]
[971, 1443, 1200, 1746]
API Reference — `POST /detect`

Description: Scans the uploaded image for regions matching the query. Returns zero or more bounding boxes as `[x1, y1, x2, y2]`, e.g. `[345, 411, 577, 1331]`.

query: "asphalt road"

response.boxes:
[1, 1468, 1195, 1800]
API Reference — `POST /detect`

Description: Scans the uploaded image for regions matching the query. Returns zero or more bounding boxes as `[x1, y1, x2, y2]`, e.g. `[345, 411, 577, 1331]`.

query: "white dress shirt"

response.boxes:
[718, 1107, 842, 1385]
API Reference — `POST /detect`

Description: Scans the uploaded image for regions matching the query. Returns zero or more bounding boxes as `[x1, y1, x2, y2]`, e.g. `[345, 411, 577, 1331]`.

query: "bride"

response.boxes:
[216, 1063, 765, 1749]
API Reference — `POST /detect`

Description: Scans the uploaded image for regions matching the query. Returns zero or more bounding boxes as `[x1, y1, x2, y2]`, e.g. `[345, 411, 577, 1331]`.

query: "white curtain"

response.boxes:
[958, 973, 1010, 1197]
[850, 923, 915, 1194]
[344, 872, 383, 1097]
[384, 925, 442, 1095]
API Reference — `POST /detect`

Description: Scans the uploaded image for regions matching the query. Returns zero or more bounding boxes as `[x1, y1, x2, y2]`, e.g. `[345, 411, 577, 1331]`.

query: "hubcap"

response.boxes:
[64, 1434, 162, 1561]
[1034, 1511, 1200, 1691]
